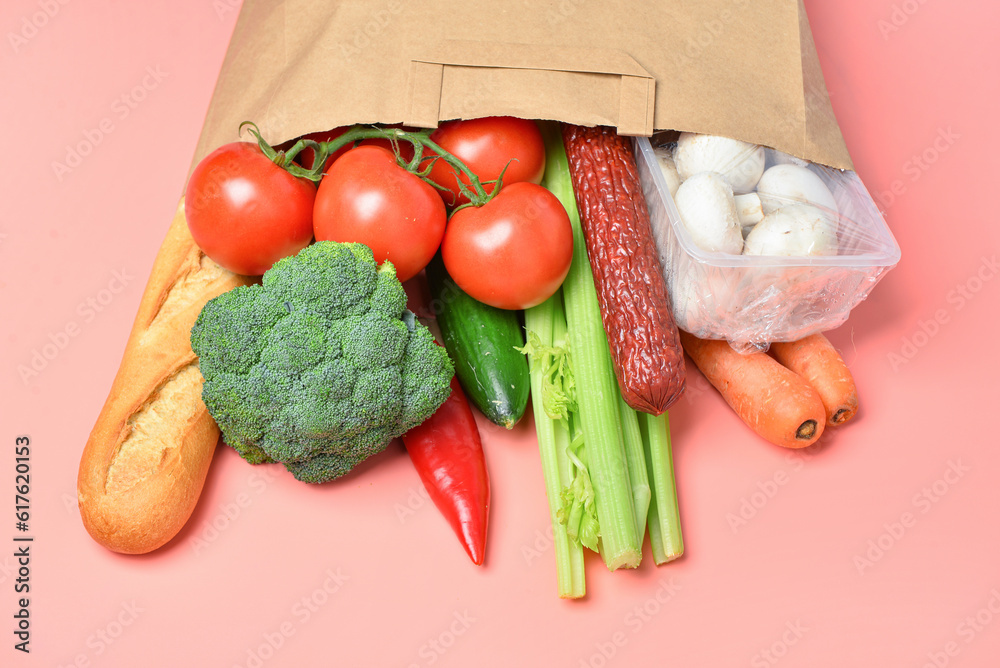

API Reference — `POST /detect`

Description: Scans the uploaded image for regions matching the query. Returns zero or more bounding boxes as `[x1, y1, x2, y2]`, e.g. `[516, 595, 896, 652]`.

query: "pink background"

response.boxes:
[2, 1, 998, 666]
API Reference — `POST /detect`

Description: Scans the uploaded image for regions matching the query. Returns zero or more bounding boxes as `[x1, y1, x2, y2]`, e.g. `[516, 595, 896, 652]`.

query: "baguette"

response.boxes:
[78, 199, 254, 554]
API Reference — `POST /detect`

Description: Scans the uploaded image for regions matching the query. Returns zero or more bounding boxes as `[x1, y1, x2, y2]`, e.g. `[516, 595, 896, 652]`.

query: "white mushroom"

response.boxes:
[756, 164, 838, 218]
[743, 204, 838, 256]
[653, 147, 681, 197]
[734, 192, 764, 235]
[674, 132, 765, 194]
[674, 172, 744, 254]
[666, 267, 699, 334]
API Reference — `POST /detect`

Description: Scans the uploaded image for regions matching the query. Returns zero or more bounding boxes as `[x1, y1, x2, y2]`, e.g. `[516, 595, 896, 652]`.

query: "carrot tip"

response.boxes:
[829, 408, 856, 426]
[795, 419, 819, 440]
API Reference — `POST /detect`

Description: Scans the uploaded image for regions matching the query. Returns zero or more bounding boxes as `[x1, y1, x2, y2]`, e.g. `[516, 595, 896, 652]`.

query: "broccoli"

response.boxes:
[190, 241, 454, 483]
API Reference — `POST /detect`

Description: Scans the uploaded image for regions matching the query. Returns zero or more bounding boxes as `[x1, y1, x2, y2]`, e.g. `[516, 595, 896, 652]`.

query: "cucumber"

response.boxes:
[425, 255, 530, 429]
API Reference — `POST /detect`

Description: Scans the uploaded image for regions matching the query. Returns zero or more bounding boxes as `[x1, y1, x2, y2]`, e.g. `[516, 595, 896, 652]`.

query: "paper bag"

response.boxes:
[191, 0, 852, 172]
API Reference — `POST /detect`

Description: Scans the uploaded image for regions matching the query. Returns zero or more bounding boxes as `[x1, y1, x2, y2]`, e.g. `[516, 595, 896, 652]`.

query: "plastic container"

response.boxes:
[634, 133, 900, 352]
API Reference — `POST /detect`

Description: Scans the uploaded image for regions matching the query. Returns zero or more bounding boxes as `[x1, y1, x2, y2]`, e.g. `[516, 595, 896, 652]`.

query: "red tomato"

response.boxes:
[427, 117, 546, 207]
[441, 182, 573, 310]
[313, 146, 446, 281]
[185, 142, 316, 276]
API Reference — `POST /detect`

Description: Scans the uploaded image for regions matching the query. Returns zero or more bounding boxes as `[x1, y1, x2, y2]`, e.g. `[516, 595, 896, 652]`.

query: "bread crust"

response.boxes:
[78, 200, 253, 554]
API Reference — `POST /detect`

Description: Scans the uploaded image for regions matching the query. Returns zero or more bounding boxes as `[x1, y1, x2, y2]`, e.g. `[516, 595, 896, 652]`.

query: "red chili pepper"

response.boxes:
[402, 376, 490, 565]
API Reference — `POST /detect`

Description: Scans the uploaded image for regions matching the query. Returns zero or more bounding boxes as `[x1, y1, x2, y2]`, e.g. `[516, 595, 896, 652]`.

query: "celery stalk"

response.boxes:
[641, 411, 684, 564]
[541, 124, 641, 570]
[523, 293, 586, 598]
[617, 397, 651, 544]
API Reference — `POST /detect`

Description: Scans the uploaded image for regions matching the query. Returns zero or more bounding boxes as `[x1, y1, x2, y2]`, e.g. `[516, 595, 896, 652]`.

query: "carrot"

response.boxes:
[770, 333, 859, 426]
[679, 331, 826, 449]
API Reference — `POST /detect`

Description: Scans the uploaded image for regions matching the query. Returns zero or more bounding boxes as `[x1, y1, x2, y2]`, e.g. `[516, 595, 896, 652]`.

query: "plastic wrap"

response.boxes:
[634, 133, 900, 353]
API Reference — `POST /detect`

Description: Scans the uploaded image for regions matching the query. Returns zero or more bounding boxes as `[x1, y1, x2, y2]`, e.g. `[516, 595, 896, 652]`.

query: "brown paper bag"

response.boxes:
[81, 0, 858, 554]
[190, 0, 852, 172]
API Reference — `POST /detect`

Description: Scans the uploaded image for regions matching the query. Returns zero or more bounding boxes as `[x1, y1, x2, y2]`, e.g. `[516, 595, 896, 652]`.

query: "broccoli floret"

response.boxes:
[190, 242, 453, 483]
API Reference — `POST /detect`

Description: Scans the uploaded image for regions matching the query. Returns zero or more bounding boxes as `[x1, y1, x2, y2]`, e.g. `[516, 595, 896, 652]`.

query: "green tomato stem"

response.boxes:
[241, 121, 497, 208]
